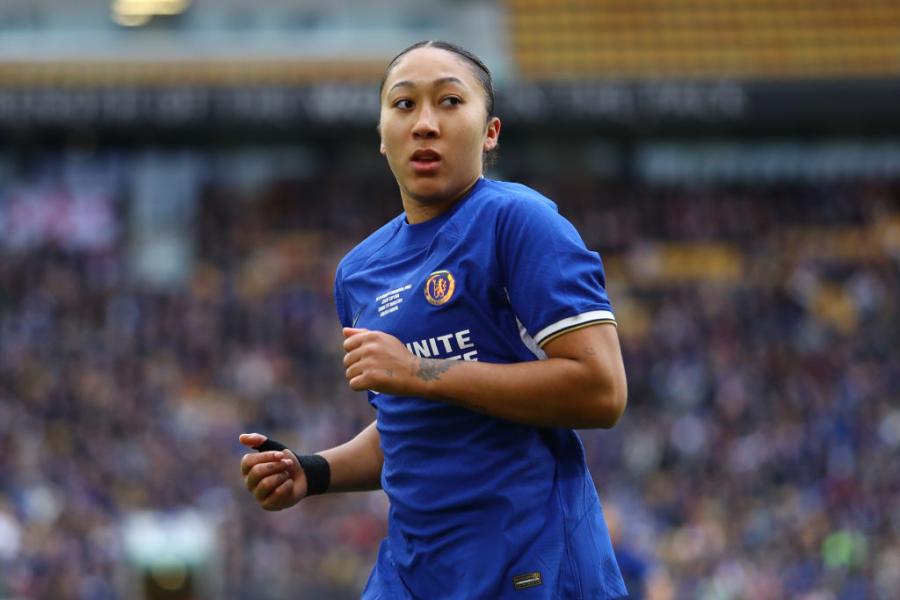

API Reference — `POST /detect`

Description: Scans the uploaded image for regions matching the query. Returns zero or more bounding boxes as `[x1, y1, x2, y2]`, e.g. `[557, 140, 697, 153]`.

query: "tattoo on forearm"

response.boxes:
[418, 362, 486, 414]
[416, 358, 456, 381]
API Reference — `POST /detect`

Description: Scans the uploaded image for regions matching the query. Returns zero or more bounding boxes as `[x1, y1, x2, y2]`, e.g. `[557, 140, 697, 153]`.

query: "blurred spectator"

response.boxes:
[1, 153, 898, 598]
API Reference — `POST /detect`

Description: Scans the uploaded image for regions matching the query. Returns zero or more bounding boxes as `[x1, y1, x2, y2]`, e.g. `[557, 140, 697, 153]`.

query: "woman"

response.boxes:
[240, 41, 629, 599]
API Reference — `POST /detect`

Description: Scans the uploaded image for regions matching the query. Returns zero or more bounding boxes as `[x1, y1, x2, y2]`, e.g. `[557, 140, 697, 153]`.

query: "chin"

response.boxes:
[406, 179, 451, 204]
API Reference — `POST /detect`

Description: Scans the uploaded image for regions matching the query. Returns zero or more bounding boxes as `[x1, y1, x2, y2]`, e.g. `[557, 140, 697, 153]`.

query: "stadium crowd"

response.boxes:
[0, 155, 898, 599]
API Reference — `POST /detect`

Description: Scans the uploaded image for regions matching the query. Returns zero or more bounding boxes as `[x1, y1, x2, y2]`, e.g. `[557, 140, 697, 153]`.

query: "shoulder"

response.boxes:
[475, 178, 559, 216]
[452, 178, 561, 238]
[467, 179, 576, 243]
[336, 214, 405, 278]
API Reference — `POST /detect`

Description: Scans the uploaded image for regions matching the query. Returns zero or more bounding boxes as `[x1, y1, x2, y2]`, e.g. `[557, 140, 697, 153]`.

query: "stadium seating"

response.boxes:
[506, 0, 900, 79]
[1, 159, 897, 597]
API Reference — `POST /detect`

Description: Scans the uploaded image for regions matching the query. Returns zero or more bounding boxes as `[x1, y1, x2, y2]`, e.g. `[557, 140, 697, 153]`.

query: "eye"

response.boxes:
[392, 98, 414, 110]
[440, 96, 463, 107]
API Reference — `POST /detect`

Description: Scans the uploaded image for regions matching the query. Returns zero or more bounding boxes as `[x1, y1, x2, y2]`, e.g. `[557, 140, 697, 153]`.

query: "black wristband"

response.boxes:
[297, 454, 331, 496]
[254, 437, 331, 496]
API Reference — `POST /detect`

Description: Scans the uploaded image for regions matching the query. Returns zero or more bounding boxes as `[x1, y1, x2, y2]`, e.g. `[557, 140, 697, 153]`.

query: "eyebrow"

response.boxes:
[387, 76, 468, 94]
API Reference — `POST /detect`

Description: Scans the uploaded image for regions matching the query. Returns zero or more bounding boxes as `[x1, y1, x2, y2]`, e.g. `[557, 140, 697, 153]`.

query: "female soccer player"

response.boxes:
[240, 40, 629, 599]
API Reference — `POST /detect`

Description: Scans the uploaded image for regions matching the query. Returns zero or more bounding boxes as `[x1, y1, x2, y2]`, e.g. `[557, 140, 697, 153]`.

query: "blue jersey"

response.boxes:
[334, 178, 627, 600]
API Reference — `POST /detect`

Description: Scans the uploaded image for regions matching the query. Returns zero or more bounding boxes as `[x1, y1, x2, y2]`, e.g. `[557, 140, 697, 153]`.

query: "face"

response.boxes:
[379, 47, 501, 211]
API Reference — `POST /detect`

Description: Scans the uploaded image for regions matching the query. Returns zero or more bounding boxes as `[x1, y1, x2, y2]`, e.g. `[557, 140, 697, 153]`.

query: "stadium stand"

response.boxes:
[2, 1, 899, 598]
[506, 0, 900, 79]
[1, 153, 897, 597]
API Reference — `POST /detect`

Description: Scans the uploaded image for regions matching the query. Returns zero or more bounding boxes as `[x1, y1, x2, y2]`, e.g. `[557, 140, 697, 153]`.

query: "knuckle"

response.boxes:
[240, 455, 254, 473]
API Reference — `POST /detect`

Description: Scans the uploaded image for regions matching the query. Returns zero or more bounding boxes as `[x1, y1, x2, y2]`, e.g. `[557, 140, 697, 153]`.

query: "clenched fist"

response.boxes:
[239, 433, 307, 511]
[342, 328, 420, 395]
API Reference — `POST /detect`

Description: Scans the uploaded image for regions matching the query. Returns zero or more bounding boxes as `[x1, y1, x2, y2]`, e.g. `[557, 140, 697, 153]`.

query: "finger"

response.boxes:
[343, 332, 369, 352]
[282, 452, 302, 478]
[241, 451, 285, 476]
[245, 458, 288, 490]
[255, 471, 289, 498]
[349, 374, 368, 391]
[254, 471, 291, 502]
[342, 327, 368, 338]
[239, 433, 267, 448]
[344, 329, 383, 351]
[342, 347, 365, 369]
[261, 479, 293, 511]
[345, 361, 365, 384]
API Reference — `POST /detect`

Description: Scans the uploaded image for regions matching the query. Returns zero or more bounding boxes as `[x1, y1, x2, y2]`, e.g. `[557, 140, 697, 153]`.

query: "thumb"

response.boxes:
[343, 327, 368, 338]
[239, 433, 267, 448]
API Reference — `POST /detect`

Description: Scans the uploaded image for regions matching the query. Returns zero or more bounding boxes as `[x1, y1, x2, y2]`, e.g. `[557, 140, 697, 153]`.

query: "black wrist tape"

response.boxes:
[255, 438, 288, 453]
[296, 454, 331, 496]
[254, 437, 331, 496]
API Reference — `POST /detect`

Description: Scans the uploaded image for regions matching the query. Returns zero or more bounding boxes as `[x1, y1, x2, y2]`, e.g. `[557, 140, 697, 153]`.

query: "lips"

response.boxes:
[410, 149, 442, 174]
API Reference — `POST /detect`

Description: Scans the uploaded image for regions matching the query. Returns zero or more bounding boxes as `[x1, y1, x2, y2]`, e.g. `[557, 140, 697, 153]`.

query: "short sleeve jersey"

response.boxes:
[334, 178, 627, 600]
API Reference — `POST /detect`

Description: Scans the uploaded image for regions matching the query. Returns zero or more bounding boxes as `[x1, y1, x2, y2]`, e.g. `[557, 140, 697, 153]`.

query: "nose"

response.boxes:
[412, 104, 439, 139]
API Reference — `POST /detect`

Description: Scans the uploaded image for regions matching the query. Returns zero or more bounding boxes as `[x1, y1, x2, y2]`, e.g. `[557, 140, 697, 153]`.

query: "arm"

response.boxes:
[318, 420, 383, 493]
[239, 421, 383, 510]
[342, 322, 627, 429]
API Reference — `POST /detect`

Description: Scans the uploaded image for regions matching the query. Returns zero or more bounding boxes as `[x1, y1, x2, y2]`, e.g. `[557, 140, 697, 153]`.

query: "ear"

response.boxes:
[377, 123, 386, 155]
[483, 116, 501, 153]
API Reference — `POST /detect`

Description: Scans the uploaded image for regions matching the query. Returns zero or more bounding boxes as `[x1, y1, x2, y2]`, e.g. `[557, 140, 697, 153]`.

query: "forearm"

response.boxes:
[409, 324, 626, 428]
[342, 323, 627, 430]
[412, 355, 622, 429]
[318, 421, 383, 493]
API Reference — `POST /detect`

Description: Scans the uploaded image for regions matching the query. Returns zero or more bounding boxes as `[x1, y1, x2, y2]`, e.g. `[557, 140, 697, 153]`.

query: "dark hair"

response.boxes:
[379, 40, 498, 168]
[380, 40, 495, 118]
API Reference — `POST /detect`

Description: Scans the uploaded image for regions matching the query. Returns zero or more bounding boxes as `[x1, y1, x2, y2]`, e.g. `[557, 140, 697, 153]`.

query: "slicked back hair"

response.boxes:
[380, 40, 495, 118]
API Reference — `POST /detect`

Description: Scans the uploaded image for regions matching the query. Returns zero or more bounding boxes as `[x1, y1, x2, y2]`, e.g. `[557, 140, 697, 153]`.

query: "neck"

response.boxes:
[401, 177, 481, 225]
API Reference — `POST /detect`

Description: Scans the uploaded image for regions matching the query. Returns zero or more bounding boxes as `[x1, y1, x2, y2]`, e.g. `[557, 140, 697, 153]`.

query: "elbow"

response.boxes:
[583, 376, 627, 429]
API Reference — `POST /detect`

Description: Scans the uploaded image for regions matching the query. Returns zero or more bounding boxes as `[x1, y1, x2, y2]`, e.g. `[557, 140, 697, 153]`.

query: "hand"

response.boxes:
[239, 433, 307, 511]
[342, 328, 418, 395]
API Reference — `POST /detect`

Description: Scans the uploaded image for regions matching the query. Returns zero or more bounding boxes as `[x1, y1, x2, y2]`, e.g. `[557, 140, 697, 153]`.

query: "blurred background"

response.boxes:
[1, 1, 899, 598]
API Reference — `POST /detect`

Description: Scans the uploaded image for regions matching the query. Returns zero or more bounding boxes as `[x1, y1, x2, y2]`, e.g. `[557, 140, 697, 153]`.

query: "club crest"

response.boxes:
[424, 270, 456, 306]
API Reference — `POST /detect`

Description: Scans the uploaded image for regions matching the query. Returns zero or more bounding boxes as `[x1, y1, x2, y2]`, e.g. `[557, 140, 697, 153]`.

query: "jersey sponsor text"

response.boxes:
[405, 328, 478, 361]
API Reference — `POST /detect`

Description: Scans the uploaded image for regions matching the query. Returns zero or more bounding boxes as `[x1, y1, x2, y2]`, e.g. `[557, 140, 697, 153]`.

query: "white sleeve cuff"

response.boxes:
[534, 310, 617, 347]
